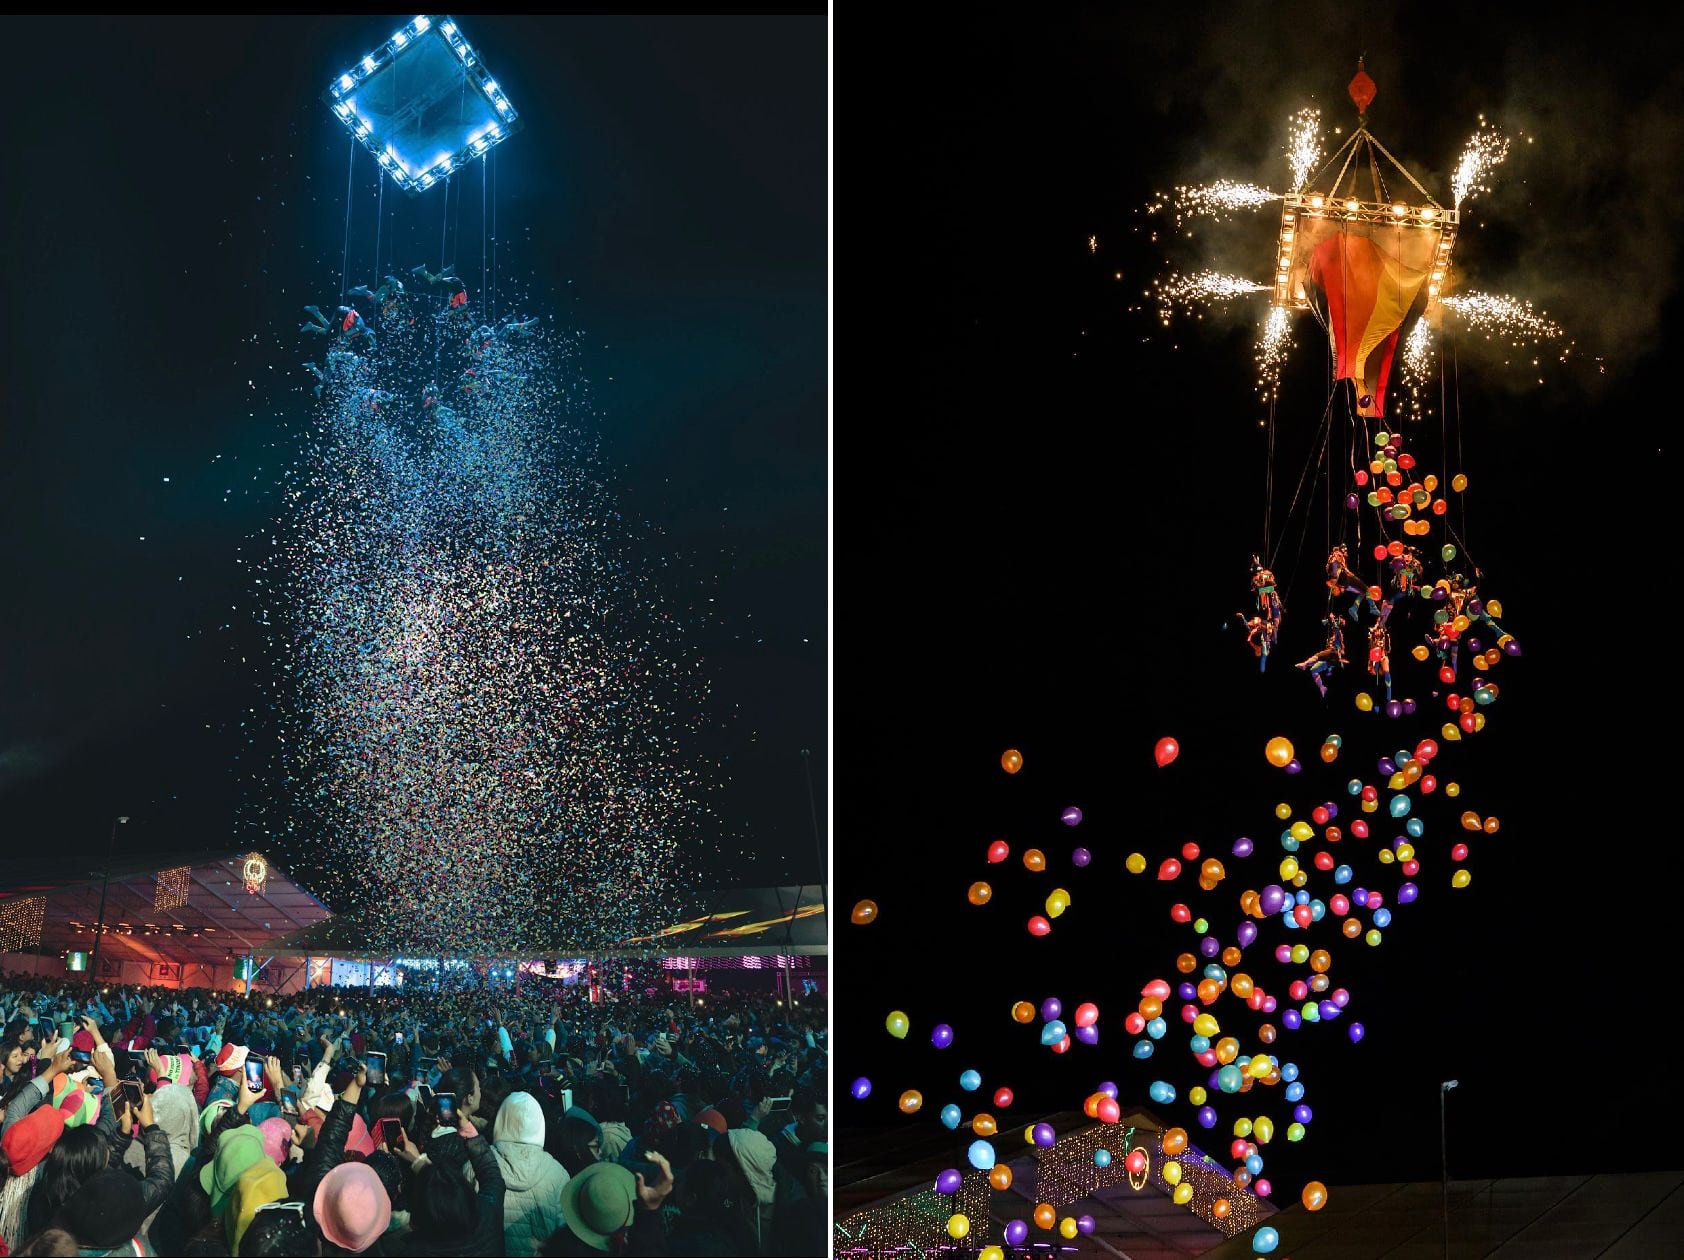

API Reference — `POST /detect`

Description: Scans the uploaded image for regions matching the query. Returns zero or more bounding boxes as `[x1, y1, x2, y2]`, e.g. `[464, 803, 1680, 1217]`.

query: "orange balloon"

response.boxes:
[898, 1090, 922, 1114]
[968, 881, 993, 906]
[1012, 1001, 1035, 1023]
[1163, 1127, 1188, 1156]
[1023, 849, 1047, 872]
[973, 1113, 998, 1137]
[1212, 1198, 1232, 1219]
[1033, 1203, 1057, 1230]
[1001, 748, 1023, 774]
[1303, 1180, 1328, 1211]
[990, 1164, 1013, 1191]
[850, 900, 878, 925]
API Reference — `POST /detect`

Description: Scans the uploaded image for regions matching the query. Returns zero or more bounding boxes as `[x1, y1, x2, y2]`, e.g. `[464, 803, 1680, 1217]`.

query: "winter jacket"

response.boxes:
[2, 1075, 52, 1134]
[404, 1133, 506, 1256]
[491, 1139, 569, 1257]
[293, 1095, 358, 1227]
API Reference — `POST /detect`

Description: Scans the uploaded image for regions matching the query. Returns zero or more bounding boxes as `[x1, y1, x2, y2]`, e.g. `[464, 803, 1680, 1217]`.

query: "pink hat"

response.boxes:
[345, 1112, 377, 1158]
[258, 1116, 294, 1167]
[214, 1043, 249, 1076]
[314, 1162, 391, 1253]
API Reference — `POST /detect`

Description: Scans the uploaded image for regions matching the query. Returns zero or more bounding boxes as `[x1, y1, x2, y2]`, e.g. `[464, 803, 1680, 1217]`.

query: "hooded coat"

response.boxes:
[490, 1095, 569, 1258]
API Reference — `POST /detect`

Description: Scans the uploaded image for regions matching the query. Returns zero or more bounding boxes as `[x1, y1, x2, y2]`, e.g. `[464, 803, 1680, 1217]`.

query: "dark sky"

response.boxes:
[0, 17, 826, 890]
[838, 1, 1682, 1204]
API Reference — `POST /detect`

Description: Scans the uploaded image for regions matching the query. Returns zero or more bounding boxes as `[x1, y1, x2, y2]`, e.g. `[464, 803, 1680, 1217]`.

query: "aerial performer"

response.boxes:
[1375, 544, 1423, 628]
[1324, 542, 1369, 620]
[1366, 620, 1393, 702]
[1295, 613, 1348, 698]
[1249, 556, 1283, 671]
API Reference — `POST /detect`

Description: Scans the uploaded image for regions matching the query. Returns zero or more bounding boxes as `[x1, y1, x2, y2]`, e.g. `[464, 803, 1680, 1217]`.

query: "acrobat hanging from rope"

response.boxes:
[1367, 620, 1393, 703]
[1295, 613, 1348, 698]
[1375, 545, 1424, 628]
[1324, 543, 1371, 621]
[1240, 555, 1283, 672]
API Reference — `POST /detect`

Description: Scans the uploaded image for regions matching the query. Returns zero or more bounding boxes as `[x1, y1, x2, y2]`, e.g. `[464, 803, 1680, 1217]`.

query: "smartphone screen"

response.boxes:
[365, 1051, 386, 1085]
[244, 1059, 266, 1091]
[122, 1079, 144, 1109]
[380, 1118, 403, 1149]
[434, 1092, 456, 1125]
[70, 1048, 93, 1065]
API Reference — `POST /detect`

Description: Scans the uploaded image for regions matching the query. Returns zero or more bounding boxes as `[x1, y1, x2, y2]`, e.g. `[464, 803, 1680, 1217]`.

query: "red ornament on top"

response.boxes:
[1348, 57, 1376, 116]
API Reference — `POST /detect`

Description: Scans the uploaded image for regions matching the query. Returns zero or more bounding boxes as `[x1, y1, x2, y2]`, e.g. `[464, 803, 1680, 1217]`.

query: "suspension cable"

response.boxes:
[340, 136, 356, 299]
[440, 176, 451, 272]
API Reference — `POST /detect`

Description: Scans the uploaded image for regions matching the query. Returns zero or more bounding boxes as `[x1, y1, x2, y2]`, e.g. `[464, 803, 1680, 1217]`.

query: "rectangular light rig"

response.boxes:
[323, 15, 521, 195]
[1273, 193, 1459, 312]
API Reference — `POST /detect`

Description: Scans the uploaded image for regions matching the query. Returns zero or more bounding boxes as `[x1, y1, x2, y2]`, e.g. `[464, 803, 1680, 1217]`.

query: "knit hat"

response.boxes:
[1, 1092, 76, 1175]
[223, 1157, 290, 1254]
[214, 1042, 249, 1076]
[315, 1161, 392, 1253]
[200, 1098, 234, 1136]
[201, 1125, 267, 1215]
[556, 1161, 637, 1252]
[156, 1052, 192, 1087]
[693, 1107, 727, 1135]
[258, 1116, 294, 1168]
[728, 1128, 777, 1206]
[49, 1073, 96, 1128]
[648, 1101, 682, 1135]
[53, 1169, 149, 1250]
[492, 1091, 545, 1147]
[565, 1105, 602, 1145]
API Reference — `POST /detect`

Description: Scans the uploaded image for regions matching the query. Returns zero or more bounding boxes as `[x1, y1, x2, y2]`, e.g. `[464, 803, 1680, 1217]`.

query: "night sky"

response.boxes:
[838, 2, 1682, 1201]
[0, 18, 826, 894]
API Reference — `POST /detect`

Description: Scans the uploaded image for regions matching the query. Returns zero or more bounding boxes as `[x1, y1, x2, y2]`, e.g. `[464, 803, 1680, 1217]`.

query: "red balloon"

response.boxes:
[1351, 819, 1369, 839]
[1051, 1034, 1071, 1055]
[1293, 905, 1313, 927]
[1157, 859, 1182, 881]
[1028, 915, 1052, 937]
[1372, 544, 1390, 562]
[1414, 739, 1439, 761]
[1098, 1097, 1121, 1124]
[1073, 1002, 1099, 1028]
[994, 1087, 1014, 1108]
[1170, 903, 1192, 923]
[1124, 1148, 1147, 1173]
[987, 840, 1009, 863]
[1124, 1012, 1146, 1034]
[1155, 736, 1180, 767]
[1313, 850, 1335, 871]
[1180, 841, 1201, 861]
[1142, 979, 1172, 1000]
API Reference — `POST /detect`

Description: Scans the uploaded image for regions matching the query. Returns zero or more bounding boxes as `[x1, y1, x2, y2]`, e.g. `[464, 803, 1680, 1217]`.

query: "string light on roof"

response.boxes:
[0, 897, 47, 953]
[155, 865, 192, 910]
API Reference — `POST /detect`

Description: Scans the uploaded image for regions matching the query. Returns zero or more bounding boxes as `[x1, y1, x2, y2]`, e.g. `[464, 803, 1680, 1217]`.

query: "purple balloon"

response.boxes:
[1076, 1215, 1096, 1235]
[1075, 1024, 1099, 1045]
[1352, 887, 1369, 907]
[1032, 1122, 1056, 1147]
[1098, 1081, 1119, 1099]
[1199, 935, 1220, 958]
[1062, 806, 1083, 827]
[850, 1077, 872, 1100]
[1041, 997, 1062, 1023]
[1318, 1000, 1340, 1021]
[1285, 758, 1302, 774]
[1259, 885, 1286, 916]
[931, 1024, 954, 1049]
[1323, 801, 1339, 819]
[1236, 921, 1258, 948]
[1402, 698, 1418, 715]
[1072, 846, 1092, 867]
[1433, 586, 1448, 601]
[1467, 600, 1484, 617]
[1005, 1220, 1029, 1246]
[1231, 836, 1254, 857]
[1293, 1104, 1313, 1125]
[1345, 493, 1359, 510]
[1377, 758, 1397, 775]
[1197, 1105, 1218, 1129]
[1397, 881, 1419, 904]
[1282, 1008, 1302, 1030]
[1503, 639, 1522, 656]
[1178, 981, 1198, 1001]
[1348, 1022, 1365, 1043]
[936, 1168, 962, 1195]
[1261, 995, 1278, 1013]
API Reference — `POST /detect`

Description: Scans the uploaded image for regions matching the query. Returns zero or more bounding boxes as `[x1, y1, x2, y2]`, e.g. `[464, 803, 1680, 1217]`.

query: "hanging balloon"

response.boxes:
[1452, 473, 1468, 491]
[947, 1214, 970, 1239]
[898, 1090, 922, 1113]
[1023, 849, 1047, 872]
[968, 881, 993, 906]
[1265, 736, 1294, 767]
[936, 1168, 963, 1194]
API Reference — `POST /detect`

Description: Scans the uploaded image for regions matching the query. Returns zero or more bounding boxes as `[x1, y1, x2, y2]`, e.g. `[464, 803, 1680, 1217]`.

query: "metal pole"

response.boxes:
[1441, 1079, 1458, 1259]
[89, 817, 129, 981]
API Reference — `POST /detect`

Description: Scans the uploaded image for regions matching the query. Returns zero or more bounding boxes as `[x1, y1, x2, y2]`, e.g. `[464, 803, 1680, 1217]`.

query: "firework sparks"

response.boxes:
[1162, 180, 1279, 227]
[1451, 117, 1510, 209]
[1089, 235, 1097, 253]
[1402, 318, 1434, 382]
[1440, 291, 1564, 345]
[1255, 305, 1293, 401]
[1154, 270, 1269, 323]
[1287, 108, 1323, 193]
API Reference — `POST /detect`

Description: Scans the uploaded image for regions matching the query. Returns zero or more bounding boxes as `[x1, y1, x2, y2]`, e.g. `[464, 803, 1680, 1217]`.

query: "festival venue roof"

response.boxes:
[263, 882, 828, 958]
[0, 851, 332, 968]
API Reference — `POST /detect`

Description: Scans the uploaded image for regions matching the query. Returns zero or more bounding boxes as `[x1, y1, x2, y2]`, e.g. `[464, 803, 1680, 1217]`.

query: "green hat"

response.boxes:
[51, 1073, 98, 1129]
[202, 1125, 267, 1217]
[200, 1098, 234, 1137]
[557, 1162, 637, 1252]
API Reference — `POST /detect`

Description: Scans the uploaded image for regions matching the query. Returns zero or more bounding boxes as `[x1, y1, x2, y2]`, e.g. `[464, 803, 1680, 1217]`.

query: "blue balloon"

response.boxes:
[1373, 907, 1393, 928]
[1285, 1081, 1304, 1102]
[1216, 1065, 1243, 1094]
[1254, 1225, 1280, 1254]
[967, 1140, 996, 1171]
[1148, 1080, 1176, 1104]
[1094, 1148, 1112, 1168]
[1098, 1081, 1119, 1099]
[1190, 1034, 1211, 1053]
[1197, 1104, 1218, 1129]
[1405, 817, 1424, 838]
[1146, 1017, 1167, 1039]
[1245, 1152, 1264, 1175]
[940, 1104, 962, 1130]
[959, 1070, 982, 1092]
[1389, 794, 1411, 818]
[1282, 1008, 1302, 1031]
[850, 1077, 872, 1100]
[1132, 1038, 1155, 1059]
[1349, 1021, 1366, 1042]
[1040, 1020, 1067, 1046]
[1334, 863, 1353, 884]
[1347, 778, 1363, 795]
[1280, 1062, 1298, 1082]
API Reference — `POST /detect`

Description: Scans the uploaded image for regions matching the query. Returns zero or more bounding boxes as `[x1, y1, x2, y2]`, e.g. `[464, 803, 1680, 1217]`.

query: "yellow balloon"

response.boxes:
[1441, 722, 1462, 742]
[1289, 821, 1313, 842]
[1265, 736, 1295, 768]
[981, 1249, 1005, 1260]
[1248, 1054, 1273, 1079]
[1356, 692, 1374, 712]
[1173, 1182, 1195, 1205]
[899, 1090, 922, 1113]
[886, 1011, 909, 1039]
[1254, 1115, 1275, 1143]
[1279, 857, 1299, 881]
[1423, 473, 1439, 492]
[1411, 644, 1430, 661]
[1446, 782, 1461, 797]
[1290, 943, 1309, 964]
[1192, 1013, 1220, 1038]
[1488, 598, 1504, 618]
[948, 1214, 971, 1239]
[1059, 1218, 1078, 1240]
[1232, 1117, 1253, 1137]
[1275, 802, 1292, 820]
[1046, 888, 1071, 918]
[1452, 473, 1468, 492]
[1126, 852, 1147, 875]
[1163, 1159, 1183, 1186]
[1387, 772, 1407, 790]
[1452, 614, 1471, 633]
[1024, 1125, 1038, 1145]
[1188, 1086, 1207, 1106]
[1452, 869, 1472, 888]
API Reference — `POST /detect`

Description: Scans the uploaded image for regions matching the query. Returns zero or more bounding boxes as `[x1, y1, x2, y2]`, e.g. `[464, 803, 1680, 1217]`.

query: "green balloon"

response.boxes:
[1442, 544, 1457, 561]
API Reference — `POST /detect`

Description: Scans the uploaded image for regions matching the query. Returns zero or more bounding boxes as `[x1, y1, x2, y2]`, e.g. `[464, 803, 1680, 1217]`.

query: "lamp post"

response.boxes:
[89, 816, 130, 981]
[1441, 1079, 1459, 1259]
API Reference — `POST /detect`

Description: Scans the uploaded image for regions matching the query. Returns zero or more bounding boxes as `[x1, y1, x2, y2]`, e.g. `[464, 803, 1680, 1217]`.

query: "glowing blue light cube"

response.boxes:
[323, 14, 521, 197]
